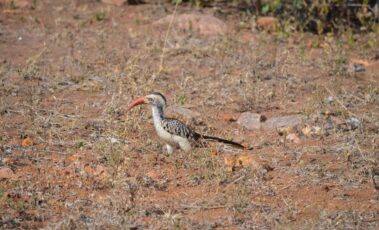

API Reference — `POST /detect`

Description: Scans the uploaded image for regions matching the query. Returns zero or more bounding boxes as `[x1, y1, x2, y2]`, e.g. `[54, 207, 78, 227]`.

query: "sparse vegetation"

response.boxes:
[0, 0, 378, 229]
[174, 0, 379, 33]
[96, 11, 106, 21]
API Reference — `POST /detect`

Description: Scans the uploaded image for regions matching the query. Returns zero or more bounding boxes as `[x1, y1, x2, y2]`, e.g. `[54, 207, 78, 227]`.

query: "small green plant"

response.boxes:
[345, 28, 356, 48]
[102, 143, 124, 183]
[134, 18, 141, 25]
[76, 141, 86, 149]
[261, 0, 282, 15]
[31, 0, 38, 10]
[0, 187, 5, 199]
[10, 0, 16, 9]
[96, 11, 106, 21]
[178, 95, 186, 106]
[365, 32, 377, 48]
[226, 184, 250, 214]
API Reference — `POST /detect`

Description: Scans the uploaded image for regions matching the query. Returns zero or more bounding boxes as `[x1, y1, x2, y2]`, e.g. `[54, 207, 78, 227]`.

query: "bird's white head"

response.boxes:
[127, 92, 167, 111]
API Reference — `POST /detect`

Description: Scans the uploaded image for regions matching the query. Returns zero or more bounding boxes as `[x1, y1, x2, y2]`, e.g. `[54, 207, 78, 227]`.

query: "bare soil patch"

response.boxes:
[0, 1, 378, 229]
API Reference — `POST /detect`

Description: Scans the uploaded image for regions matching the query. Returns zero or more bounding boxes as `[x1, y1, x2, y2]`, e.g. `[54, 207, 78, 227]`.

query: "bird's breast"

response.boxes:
[154, 122, 175, 143]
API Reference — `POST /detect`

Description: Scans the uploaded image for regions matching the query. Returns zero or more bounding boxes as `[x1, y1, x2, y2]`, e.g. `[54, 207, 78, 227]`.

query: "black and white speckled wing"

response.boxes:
[161, 118, 201, 141]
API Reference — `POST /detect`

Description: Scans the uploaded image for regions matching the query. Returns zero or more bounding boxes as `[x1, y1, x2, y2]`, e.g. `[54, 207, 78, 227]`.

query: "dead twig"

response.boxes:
[323, 86, 360, 119]
[155, 0, 179, 80]
[180, 204, 225, 210]
[223, 174, 246, 191]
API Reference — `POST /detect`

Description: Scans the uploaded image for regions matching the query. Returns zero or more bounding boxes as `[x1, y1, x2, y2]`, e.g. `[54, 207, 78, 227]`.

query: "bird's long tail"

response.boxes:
[201, 135, 245, 149]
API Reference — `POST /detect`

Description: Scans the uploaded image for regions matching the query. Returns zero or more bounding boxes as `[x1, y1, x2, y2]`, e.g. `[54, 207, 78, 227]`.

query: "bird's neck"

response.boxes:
[152, 104, 165, 124]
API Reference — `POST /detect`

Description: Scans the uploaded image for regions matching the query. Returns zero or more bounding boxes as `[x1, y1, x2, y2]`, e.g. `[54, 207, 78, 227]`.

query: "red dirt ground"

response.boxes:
[0, 0, 378, 229]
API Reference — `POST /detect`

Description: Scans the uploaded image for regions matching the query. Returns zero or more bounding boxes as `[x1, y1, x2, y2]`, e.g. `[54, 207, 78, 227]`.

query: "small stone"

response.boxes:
[237, 112, 262, 130]
[94, 165, 107, 177]
[21, 137, 33, 147]
[223, 154, 263, 172]
[346, 117, 361, 130]
[66, 155, 79, 163]
[109, 137, 120, 144]
[326, 96, 334, 103]
[256, 16, 278, 32]
[166, 106, 200, 119]
[0, 167, 15, 180]
[313, 126, 322, 135]
[237, 155, 259, 168]
[80, 214, 93, 224]
[278, 127, 293, 136]
[84, 165, 95, 175]
[222, 114, 236, 122]
[302, 126, 312, 136]
[350, 58, 370, 67]
[4, 148, 12, 155]
[2, 157, 15, 165]
[352, 63, 365, 72]
[302, 125, 322, 137]
[83, 165, 109, 182]
[286, 133, 301, 144]
[263, 115, 303, 130]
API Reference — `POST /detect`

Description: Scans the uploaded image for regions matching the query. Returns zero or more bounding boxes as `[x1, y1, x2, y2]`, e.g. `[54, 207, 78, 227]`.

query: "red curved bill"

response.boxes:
[127, 96, 145, 111]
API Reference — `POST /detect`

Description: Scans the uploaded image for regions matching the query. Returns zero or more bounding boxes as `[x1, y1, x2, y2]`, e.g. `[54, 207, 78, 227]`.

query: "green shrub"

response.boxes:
[171, 0, 379, 33]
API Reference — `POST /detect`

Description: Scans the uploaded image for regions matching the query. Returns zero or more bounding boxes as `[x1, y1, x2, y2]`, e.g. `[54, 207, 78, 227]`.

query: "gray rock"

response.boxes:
[237, 112, 262, 130]
[346, 117, 361, 130]
[263, 115, 303, 129]
[0, 167, 14, 180]
[352, 63, 365, 73]
[165, 106, 200, 119]
[326, 96, 334, 104]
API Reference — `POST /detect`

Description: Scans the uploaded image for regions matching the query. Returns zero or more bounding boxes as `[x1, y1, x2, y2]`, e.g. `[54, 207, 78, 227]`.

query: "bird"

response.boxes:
[127, 92, 245, 154]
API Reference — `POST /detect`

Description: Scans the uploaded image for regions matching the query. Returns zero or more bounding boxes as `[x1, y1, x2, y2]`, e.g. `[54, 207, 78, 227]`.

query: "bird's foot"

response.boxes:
[166, 144, 174, 154]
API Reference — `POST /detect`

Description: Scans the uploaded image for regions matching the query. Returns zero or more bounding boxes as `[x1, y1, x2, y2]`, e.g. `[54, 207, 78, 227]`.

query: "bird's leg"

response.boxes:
[178, 140, 191, 153]
[166, 144, 174, 154]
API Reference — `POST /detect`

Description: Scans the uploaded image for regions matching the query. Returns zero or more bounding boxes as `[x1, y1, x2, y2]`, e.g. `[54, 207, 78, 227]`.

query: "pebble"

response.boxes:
[346, 117, 361, 130]
[0, 167, 15, 180]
